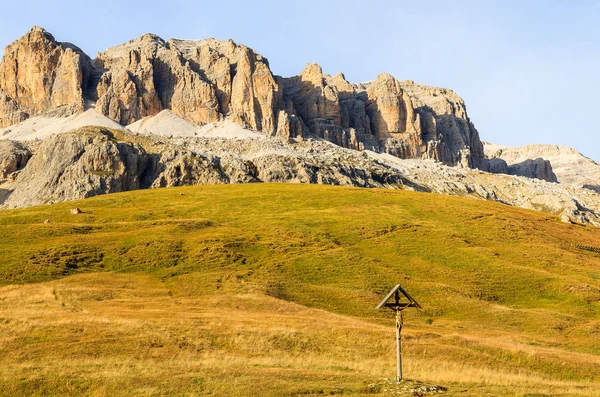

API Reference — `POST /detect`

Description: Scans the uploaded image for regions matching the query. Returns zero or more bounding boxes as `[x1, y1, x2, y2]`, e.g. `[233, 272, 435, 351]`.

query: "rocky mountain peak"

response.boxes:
[300, 63, 325, 84]
[22, 25, 55, 42]
[373, 73, 397, 84]
[0, 26, 92, 127]
[97, 33, 167, 64]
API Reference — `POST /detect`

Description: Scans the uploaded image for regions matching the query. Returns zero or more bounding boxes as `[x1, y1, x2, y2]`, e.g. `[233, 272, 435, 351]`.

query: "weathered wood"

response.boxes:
[396, 309, 403, 381]
[376, 284, 422, 309]
[377, 283, 421, 382]
[383, 302, 416, 309]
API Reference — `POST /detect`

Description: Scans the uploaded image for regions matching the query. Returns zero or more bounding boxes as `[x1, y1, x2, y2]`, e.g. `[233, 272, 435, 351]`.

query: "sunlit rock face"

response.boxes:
[0, 27, 487, 170]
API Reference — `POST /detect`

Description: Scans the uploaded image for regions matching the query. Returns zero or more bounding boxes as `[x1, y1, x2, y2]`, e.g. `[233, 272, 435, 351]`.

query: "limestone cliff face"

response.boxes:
[399, 81, 487, 169]
[280, 66, 486, 169]
[0, 26, 92, 125]
[0, 27, 487, 170]
[93, 35, 281, 132]
[366, 74, 423, 159]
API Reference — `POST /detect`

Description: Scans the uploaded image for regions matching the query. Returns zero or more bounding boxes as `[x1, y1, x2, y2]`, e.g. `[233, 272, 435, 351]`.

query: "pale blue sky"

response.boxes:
[1, 1, 599, 160]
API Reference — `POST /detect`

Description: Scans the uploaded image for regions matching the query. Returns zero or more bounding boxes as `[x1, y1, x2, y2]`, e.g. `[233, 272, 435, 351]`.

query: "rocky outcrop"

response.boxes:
[0, 27, 488, 170]
[144, 150, 257, 188]
[0, 26, 93, 124]
[2, 125, 600, 227]
[506, 158, 558, 182]
[368, 153, 600, 227]
[280, 65, 486, 169]
[1, 128, 147, 207]
[0, 140, 31, 179]
[485, 143, 600, 188]
[0, 126, 411, 208]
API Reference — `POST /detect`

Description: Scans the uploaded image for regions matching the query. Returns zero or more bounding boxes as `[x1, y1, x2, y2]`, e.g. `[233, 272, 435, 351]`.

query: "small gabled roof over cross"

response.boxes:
[376, 284, 422, 310]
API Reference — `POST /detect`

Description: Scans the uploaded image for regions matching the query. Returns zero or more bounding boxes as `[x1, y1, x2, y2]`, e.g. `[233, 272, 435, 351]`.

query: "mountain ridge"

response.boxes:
[484, 142, 600, 190]
[2, 27, 599, 226]
[0, 26, 486, 169]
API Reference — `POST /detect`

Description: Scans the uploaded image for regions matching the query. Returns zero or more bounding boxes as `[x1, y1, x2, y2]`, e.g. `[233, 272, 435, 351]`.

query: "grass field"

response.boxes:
[1, 184, 600, 396]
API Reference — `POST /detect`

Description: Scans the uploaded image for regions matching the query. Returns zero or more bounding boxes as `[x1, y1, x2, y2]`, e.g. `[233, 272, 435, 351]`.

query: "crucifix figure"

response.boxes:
[376, 284, 422, 382]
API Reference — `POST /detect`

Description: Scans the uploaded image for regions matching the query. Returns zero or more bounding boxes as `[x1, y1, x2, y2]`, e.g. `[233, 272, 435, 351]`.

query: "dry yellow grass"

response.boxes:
[1, 273, 599, 396]
[1, 184, 600, 396]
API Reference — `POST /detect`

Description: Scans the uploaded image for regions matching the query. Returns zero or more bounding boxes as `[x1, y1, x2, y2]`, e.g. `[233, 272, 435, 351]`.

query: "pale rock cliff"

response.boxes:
[0, 27, 487, 170]
[280, 65, 486, 168]
[0, 26, 92, 125]
[399, 81, 487, 169]
[485, 143, 600, 190]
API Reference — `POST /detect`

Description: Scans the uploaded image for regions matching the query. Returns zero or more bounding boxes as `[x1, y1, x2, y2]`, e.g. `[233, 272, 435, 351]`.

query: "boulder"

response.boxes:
[487, 158, 509, 174]
[0, 140, 31, 178]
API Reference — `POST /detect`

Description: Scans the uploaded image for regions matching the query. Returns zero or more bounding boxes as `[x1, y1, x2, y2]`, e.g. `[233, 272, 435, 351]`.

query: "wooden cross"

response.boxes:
[376, 284, 422, 382]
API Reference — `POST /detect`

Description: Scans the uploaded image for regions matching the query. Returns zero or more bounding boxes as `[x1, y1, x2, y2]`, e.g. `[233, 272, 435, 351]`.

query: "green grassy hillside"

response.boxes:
[1, 184, 600, 396]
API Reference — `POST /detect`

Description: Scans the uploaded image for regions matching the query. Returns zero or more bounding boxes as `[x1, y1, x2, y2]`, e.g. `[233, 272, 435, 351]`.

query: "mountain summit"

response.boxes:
[0, 27, 486, 169]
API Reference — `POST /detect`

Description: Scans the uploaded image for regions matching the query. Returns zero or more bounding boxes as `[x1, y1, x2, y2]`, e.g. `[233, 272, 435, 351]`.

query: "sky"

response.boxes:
[1, 0, 599, 160]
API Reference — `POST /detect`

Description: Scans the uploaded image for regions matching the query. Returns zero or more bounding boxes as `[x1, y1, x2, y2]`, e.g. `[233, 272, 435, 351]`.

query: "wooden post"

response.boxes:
[376, 284, 421, 383]
[395, 309, 403, 381]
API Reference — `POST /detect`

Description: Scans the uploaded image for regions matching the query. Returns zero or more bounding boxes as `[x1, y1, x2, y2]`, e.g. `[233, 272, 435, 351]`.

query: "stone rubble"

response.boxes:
[1, 126, 600, 228]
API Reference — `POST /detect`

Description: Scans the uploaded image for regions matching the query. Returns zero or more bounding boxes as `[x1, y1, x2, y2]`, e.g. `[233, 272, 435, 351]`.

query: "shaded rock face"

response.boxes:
[507, 158, 558, 183]
[486, 158, 508, 174]
[281, 66, 487, 169]
[0, 140, 31, 179]
[0, 27, 487, 170]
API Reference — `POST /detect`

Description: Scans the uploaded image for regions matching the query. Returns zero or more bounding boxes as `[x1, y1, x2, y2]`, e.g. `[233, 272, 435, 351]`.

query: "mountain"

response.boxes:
[0, 26, 486, 169]
[1, 26, 600, 227]
[3, 26, 600, 397]
[484, 143, 600, 191]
